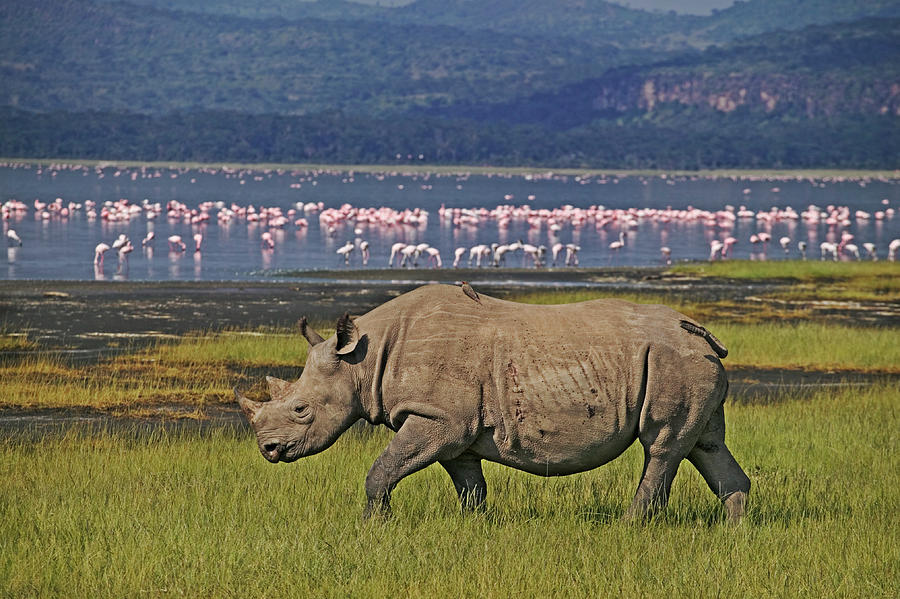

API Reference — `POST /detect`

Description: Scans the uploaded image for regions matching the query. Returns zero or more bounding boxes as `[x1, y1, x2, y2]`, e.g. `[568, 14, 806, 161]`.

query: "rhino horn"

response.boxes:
[265, 376, 291, 400]
[334, 312, 360, 356]
[234, 387, 262, 422]
[299, 316, 325, 346]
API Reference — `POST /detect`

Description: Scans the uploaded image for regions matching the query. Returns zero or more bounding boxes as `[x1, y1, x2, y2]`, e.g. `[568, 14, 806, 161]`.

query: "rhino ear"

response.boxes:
[299, 316, 325, 347]
[266, 376, 291, 400]
[334, 312, 360, 356]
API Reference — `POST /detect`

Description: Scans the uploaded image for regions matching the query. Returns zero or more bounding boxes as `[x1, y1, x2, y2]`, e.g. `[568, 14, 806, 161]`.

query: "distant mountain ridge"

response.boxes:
[2, 0, 899, 168]
[0, 0, 621, 116]
[92, 0, 900, 49]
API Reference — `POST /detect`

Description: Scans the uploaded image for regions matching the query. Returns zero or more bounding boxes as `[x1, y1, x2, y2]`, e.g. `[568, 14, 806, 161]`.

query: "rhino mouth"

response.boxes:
[262, 441, 302, 463]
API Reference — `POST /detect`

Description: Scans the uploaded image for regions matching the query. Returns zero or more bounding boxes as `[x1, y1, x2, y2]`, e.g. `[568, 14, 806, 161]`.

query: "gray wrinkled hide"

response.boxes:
[238, 284, 750, 521]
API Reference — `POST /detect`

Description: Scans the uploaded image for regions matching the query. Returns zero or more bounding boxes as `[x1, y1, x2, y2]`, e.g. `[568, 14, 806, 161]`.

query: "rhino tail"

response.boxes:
[679, 320, 728, 359]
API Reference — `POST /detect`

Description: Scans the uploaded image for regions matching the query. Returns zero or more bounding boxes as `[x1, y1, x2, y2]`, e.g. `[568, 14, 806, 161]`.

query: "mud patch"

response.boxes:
[728, 367, 900, 404]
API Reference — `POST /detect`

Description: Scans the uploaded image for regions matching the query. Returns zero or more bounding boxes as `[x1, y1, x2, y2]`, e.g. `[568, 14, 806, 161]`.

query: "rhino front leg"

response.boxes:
[440, 453, 487, 512]
[364, 414, 473, 519]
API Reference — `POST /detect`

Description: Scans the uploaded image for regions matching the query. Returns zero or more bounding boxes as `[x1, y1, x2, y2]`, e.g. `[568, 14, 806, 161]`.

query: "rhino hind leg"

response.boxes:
[625, 446, 683, 520]
[687, 404, 751, 523]
[440, 453, 487, 512]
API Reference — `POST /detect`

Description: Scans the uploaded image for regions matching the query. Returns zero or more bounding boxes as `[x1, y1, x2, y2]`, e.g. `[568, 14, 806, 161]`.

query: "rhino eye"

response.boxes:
[294, 404, 311, 417]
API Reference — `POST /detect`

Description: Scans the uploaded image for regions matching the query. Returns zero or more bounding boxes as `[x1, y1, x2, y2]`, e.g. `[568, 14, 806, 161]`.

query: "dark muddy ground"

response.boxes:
[1, 269, 896, 436]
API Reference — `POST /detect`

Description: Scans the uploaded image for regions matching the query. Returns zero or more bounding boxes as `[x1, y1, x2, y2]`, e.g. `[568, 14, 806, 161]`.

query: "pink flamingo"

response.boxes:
[550, 242, 564, 266]
[360, 240, 370, 265]
[425, 247, 442, 268]
[722, 236, 737, 258]
[565, 243, 580, 266]
[862, 242, 877, 261]
[452, 247, 466, 268]
[94, 242, 110, 266]
[336, 241, 355, 264]
[142, 231, 155, 246]
[660, 246, 671, 265]
[193, 233, 203, 252]
[389, 242, 407, 267]
[6, 229, 22, 246]
[888, 239, 900, 262]
[260, 232, 274, 250]
[168, 235, 186, 252]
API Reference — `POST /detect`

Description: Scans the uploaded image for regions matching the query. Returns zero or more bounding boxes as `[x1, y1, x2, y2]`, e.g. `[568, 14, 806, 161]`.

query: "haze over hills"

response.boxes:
[1, 0, 898, 169]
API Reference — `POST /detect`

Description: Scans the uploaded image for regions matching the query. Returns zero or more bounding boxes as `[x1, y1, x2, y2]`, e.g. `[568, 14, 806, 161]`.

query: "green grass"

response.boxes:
[712, 322, 900, 372]
[1, 385, 897, 597]
[0, 328, 321, 410]
[0, 332, 34, 352]
[670, 261, 900, 301]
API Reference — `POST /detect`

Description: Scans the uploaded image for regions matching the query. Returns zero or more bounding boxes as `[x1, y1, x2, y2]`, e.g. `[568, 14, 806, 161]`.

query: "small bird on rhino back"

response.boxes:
[460, 281, 481, 305]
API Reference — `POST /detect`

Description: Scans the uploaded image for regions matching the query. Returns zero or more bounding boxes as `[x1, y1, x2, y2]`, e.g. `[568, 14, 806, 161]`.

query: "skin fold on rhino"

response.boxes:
[237, 284, 750, 522]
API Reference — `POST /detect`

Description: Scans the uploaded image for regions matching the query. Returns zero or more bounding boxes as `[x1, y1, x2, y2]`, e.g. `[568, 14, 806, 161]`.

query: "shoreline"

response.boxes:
[4, 157, 899, 180]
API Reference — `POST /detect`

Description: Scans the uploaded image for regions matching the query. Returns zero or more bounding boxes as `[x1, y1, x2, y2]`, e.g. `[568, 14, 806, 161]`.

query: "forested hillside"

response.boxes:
[1, 0, 898, 169]
[0, 0, 621, 116]
[92, 0, 900, 49]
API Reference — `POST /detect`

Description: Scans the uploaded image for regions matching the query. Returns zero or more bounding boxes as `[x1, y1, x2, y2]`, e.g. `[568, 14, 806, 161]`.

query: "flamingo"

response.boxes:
[709, 240, 724, 261]
[779, 236, 791, 253]
[467, 245, 484, 267]
[193, 233, 203, 252]
[820, 242, 838, 261]
[400, 244, 417, 267]
[550, 242, 564, 266]
[452, 247, 466, 268]
[565, 243, 581, 266]
[722, 237, 737, 258]
[798, 241, 807, 260]
[660, 246, 671, 265]
[94, 242, 110, 266]
[260, 232, 274, 250]
[425, 247, 442, 268]
[336, 241, 354, 264]
[388, 242, 406, 267]
[112, 234, 129, 251]
[842, 243, 860, 260]
[359, 240, 370, 265]
[117, 240, 134, 270]
[168, 235, 187, 252]
[608, 232, 625, 260]
[862, 242, 877, 261]
[886, 239, 900, 262]
[6, 229, 22, 246]
[142, 231, 155, 246]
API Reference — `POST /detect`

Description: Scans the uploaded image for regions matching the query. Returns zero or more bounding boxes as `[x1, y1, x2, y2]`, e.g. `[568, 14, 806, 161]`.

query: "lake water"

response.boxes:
[2, 162, 899, 281]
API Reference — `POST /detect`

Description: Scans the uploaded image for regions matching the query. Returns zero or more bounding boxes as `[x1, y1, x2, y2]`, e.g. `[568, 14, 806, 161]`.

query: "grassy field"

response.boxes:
[1, 384, 897, 597]
[670, 261, 900, 302]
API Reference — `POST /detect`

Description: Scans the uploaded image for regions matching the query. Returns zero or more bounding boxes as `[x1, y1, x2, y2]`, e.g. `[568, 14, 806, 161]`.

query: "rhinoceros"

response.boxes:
[237, 284, 750, 521]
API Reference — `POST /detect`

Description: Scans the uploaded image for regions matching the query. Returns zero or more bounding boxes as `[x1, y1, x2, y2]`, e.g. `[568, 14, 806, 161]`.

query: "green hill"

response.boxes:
[0, 0, 620, 116]
[1, 0, 898, 168]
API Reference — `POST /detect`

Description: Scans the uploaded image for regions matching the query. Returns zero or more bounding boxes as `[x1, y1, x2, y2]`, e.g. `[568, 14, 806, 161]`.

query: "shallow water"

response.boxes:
[2, 162, 898, 281]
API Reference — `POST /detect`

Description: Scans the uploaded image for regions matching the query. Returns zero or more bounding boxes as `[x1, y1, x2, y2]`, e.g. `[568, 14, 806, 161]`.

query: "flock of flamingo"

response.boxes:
[2, 162, 899, 276]
[4, 193, 900, 273]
